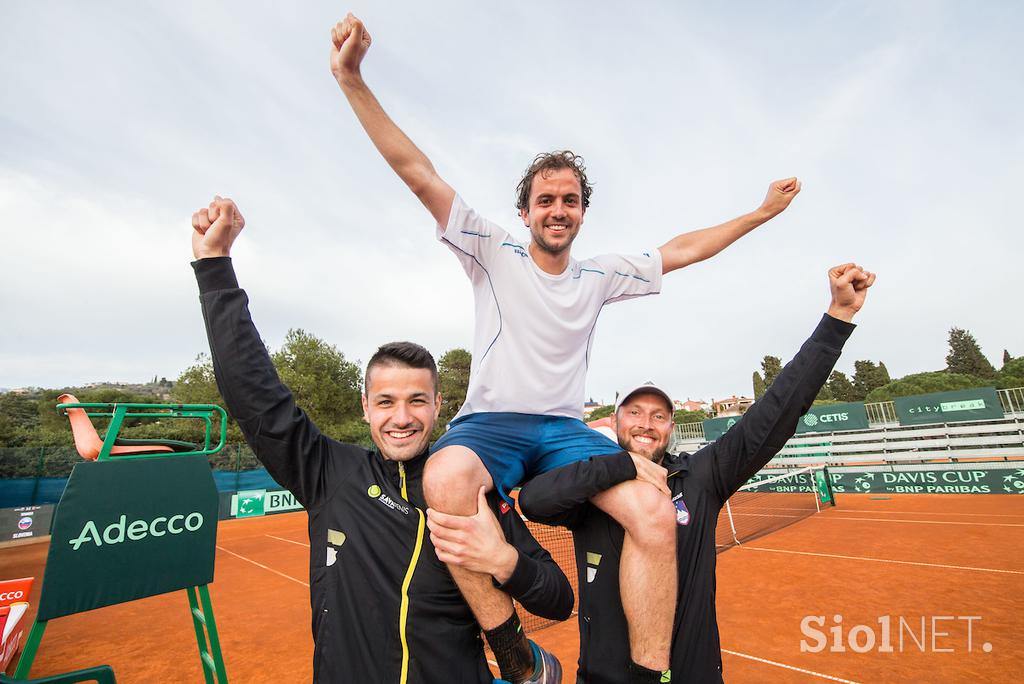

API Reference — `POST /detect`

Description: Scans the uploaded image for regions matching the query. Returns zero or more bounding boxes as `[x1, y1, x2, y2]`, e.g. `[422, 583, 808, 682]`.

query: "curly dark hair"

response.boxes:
[515, 150, 593, 212]
[365, 341, 438, 392]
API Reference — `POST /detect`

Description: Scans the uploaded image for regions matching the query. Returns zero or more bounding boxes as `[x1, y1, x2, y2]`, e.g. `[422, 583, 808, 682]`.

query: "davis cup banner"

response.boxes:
[894, 387, 1004, 426]
[829, 467, 1024, 495]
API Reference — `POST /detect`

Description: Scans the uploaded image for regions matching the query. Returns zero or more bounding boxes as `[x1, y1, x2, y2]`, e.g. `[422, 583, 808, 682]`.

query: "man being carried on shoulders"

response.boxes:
[331, 13, 800, 682]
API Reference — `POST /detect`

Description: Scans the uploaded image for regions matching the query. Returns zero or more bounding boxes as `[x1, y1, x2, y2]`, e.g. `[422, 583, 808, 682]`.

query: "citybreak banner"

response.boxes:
[795, 402, 869, 434]
[894, 387, 1003, 426]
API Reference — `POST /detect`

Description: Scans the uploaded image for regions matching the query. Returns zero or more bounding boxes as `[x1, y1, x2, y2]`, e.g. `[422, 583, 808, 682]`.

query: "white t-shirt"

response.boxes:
[439, 195, 662, 421]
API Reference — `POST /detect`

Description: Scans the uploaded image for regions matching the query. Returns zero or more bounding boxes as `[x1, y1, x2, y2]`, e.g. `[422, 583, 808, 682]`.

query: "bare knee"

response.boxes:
[595, 481, 676, 548]
[423, 446, 492, 514]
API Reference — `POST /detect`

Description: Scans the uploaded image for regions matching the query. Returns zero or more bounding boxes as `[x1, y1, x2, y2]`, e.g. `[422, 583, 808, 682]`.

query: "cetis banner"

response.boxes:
[37, 456, 219, 621]
[703, 416, 743, 441]
[795, 402, 869, 434]
[894, 387, 1004, 426]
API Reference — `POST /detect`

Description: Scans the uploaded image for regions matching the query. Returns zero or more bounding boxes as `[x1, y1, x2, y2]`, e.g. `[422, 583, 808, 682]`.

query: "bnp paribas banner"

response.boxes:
[829, 467, 1024, 495]
[795, 402, 869, 434]
[894, 387, 1004, 426]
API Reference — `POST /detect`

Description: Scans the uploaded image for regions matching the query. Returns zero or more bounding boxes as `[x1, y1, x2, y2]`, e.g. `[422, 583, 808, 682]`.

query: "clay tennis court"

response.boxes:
[2, 493, 1021, 682]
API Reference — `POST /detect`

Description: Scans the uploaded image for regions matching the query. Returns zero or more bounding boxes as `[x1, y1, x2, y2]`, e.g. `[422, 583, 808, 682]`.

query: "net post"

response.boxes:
[724, 499, 740, 546]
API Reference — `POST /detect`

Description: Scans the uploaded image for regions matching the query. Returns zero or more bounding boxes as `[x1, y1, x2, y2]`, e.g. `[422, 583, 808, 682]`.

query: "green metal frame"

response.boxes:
[187, 585, 229, 683]
[14, 586, 227, 682]
[55, 401, 227, 461]
[8, 402, 231, 681]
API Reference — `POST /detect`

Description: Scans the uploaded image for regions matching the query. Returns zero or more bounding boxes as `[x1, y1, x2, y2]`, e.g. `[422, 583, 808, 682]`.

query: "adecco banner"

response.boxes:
[795, 402, 869, 434]
[829, 467, 1024, 495]
[894, 387, 1004, 426]
[37, 456, 219, 621]
[0, 577, 34, 671]
[0, 505, 54, 541]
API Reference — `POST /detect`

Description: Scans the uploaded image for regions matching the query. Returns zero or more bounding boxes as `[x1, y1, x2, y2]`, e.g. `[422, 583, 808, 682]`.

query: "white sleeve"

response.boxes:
[436, 195, 510, 277]
[590, 250, 664, 304]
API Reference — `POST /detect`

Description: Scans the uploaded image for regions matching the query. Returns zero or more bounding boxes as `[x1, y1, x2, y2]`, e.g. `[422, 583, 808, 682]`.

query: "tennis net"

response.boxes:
[717, 464, 834, 551]
[516, 464, 834, 633]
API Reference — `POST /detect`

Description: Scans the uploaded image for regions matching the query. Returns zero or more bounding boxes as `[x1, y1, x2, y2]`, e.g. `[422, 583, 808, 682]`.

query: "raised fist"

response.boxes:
[759, 177, 802, 217]
[827, 263, 876, 322]
[330, 13, 372, 83]
[191, 196, 245, 259]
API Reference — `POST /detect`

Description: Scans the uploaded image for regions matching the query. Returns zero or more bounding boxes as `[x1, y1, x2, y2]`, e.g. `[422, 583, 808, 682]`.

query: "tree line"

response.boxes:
[0, 329, 473, 451]
[752, 327, 1022, 404]
[2, 326, 1020, 451]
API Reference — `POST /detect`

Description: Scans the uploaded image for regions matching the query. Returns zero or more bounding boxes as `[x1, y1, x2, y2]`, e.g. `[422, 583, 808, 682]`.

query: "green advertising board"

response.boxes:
[703, 401, 869, 441]
[795, 402, 869, 434]
[894, 387, 1004, 426]
[703, 416, 743, 441]
[37, 456, 219, 621]
[829, 466, 1024, 495]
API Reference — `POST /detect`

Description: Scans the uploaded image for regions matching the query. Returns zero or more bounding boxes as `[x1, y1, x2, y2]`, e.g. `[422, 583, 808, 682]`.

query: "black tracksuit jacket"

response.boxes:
[194, 257, 574, 684]
[519, 314, 854, 683]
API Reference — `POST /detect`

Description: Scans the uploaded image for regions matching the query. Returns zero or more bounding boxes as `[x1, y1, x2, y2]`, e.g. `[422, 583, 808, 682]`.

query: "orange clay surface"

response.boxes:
[2, 494, 1022, 683]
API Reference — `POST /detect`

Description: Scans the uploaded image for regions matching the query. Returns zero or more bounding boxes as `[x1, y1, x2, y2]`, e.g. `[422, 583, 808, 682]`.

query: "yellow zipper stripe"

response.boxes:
[397, 462, 424, 684]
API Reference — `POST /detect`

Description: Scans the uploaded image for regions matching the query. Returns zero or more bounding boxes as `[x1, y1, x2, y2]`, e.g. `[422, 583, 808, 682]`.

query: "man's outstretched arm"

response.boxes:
[709, 263, 875, 499]
[658, 178, 801, 274]
[330, 13, 455, 227]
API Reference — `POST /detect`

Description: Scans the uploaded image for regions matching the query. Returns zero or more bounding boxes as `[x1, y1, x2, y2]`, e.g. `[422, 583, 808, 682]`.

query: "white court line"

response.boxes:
[831, 508, 1024, 518]
[820, 515, 1024, 527]
[742, 546, 1024, 575]
[267, 534, 310, 548]
[721, 649, 860, 684]
[217, 545, 310, 587]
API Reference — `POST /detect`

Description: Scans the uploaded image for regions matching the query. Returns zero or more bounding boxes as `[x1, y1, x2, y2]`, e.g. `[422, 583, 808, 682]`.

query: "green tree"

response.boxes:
[588, 405, 615, 421]
[946, 327, 996, 378]
[827, 371, 857, 402]
[673, 409, 708, 424]
[997, 358, 1024, 389]
[0, 393, 40, 447]
[1003, 349, 1013, 366]
[436, 348, 472, 440]
[271, 329, 364, 442]
[752, 372, 766, 400]
[761, 356, 782, 387]
[864, 371, 987, 402]
[853, 360, 890, 400]
[814, 382, 834, 403]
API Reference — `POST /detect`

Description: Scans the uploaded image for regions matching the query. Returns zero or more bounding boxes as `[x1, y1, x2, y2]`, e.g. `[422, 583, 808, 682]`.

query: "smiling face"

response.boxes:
[519, 167, 585, 260]
[613, 391, 674, 463]
[362, 364, 441, 462]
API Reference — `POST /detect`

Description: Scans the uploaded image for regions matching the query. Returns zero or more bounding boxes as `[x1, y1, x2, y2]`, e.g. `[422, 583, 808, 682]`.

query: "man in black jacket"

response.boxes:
[513, 263, 874, 682]
[189, 196, 573, 683]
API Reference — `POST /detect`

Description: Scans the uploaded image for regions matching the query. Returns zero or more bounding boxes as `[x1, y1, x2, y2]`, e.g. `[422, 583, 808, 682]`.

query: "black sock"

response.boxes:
[483, 611, 535, 682]
[628, 659, 664, 684]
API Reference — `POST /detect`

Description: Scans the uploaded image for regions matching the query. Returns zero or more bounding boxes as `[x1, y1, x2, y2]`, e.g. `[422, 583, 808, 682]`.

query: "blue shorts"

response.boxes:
[430, 412, 623, 500]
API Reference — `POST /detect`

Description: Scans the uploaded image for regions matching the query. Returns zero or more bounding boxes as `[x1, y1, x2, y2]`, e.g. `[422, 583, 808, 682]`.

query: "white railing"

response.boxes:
[672, 387, 1024, 465]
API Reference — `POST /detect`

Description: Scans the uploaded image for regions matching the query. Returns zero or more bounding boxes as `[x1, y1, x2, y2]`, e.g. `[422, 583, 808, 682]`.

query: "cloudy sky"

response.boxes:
[2, 1, 1021, 406]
